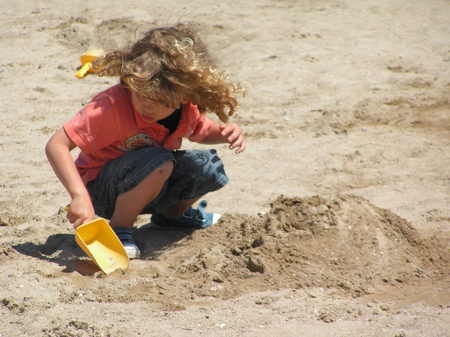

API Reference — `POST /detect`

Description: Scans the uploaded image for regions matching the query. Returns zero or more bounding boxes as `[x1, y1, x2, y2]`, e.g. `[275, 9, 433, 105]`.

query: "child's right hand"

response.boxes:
[46, 128, 96, 228]
[67, 195, 96, 228]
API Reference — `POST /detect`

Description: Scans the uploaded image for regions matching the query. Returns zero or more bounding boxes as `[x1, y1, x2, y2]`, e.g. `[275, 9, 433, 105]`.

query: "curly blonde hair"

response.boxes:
[91, 23, 242, 122]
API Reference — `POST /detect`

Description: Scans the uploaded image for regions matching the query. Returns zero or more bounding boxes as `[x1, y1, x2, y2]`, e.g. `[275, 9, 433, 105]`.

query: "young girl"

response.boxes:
[45, 23, 245, 259]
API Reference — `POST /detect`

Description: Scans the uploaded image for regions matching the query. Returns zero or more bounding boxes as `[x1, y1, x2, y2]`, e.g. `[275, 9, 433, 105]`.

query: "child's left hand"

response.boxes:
[220, 124, 246, 153]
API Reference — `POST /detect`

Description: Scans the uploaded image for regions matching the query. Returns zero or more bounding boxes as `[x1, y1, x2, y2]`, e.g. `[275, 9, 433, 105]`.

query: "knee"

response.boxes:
[136, 159, 174, 194]
[156, 160, 174, 181]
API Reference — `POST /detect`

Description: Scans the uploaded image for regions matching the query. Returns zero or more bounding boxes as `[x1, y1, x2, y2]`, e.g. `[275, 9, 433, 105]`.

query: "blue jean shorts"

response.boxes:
[86, 147, 229, 219]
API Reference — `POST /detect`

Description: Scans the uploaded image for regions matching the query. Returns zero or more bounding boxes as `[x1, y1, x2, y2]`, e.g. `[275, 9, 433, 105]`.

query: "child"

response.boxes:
[45, 23, 245, 259]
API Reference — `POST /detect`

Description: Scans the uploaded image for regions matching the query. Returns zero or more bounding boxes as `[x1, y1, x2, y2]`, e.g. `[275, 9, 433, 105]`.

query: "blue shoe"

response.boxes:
[112, 227, 141, 259]
[151, 200, 221, 229]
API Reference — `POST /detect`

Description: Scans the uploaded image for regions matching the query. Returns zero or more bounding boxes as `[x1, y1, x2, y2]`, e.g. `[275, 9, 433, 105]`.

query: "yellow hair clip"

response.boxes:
[75, 49, 105, 79]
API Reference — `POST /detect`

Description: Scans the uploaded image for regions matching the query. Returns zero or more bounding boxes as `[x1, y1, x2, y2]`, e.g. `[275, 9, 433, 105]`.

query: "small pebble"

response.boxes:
[380, 304, 390, 311]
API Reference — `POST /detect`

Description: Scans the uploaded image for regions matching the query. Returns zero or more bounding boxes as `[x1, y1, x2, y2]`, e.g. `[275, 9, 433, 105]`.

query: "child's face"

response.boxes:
[130, 91, 175, 122]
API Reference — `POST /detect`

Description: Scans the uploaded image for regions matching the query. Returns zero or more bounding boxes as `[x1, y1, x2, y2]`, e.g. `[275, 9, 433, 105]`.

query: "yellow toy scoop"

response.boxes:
[75, 218, 129, 274]
[75, 49, 105, 79]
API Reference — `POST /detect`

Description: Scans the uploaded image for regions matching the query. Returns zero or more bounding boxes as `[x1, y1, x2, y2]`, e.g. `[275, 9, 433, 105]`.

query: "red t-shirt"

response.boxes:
[64, 85, 215, 184]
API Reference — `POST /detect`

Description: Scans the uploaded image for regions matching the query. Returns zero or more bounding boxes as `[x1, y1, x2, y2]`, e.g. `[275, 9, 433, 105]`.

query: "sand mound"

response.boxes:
[141, 194, 448, 301]
[9, 194, 447, 309]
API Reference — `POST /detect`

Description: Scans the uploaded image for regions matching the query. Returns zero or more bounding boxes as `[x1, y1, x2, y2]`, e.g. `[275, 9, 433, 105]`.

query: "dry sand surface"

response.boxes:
[1, 0, 449, 336]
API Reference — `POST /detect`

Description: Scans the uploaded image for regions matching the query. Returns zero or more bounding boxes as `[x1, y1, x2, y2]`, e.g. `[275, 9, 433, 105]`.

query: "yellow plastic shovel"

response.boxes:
[75, 49, 105, 79]
[74, 218, 129, 274]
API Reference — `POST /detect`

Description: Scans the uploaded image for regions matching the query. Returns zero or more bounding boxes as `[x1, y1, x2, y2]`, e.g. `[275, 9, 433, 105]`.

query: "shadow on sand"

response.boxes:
[13, 223, 194, 275]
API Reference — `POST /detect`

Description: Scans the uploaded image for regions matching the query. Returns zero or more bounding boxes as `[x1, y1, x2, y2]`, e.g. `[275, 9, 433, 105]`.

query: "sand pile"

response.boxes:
[143, 194, 448, 301]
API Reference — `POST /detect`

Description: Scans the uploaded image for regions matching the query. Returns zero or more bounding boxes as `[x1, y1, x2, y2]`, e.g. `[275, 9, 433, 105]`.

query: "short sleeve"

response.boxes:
[64, 94, 120, 153]
[188, 112, 215, 142]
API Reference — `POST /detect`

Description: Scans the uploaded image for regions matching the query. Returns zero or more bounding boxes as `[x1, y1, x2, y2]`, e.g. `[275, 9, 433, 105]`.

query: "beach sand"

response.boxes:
[0, 0, 449, 336]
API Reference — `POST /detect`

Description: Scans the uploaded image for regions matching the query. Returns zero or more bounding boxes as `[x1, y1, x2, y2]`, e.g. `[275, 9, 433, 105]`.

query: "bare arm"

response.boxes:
[199, 123, 246, 153]
[45, 128, 95, 227]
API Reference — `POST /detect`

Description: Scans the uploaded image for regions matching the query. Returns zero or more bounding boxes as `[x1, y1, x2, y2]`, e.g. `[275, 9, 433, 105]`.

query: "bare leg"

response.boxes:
[110, 160, 174, 228]
[162, 197, 201, 218]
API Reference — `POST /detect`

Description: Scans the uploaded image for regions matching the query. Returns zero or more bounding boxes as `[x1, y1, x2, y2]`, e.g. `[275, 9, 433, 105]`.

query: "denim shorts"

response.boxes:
[86, 147, 229, 219]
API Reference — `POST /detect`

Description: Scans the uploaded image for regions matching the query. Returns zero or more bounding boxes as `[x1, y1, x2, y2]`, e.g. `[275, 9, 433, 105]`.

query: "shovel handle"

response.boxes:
[75, 62, 92, 79]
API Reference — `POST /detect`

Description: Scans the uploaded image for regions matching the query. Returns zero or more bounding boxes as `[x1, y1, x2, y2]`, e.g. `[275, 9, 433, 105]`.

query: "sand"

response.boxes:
[0, 0, 449, 336]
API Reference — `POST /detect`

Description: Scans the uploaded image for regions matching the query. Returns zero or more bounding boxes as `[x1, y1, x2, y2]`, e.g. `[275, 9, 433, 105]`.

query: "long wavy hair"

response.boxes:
[91, 23, 242, 122]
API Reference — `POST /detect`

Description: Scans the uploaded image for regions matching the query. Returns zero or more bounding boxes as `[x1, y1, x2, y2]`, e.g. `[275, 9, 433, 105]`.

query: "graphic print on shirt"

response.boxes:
[119, 133, 155, 151]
